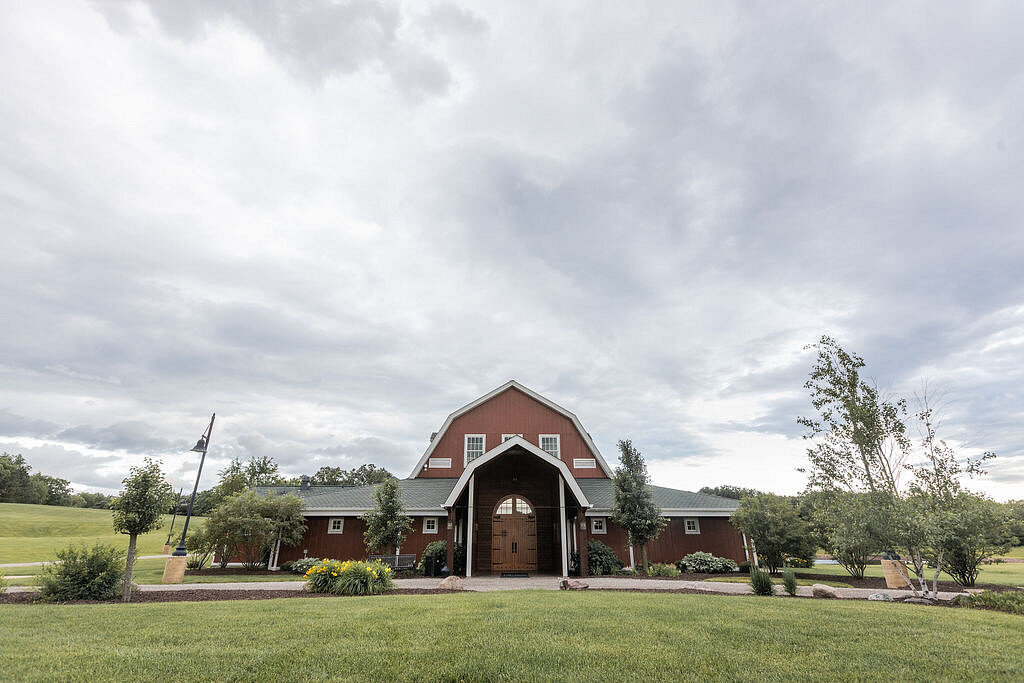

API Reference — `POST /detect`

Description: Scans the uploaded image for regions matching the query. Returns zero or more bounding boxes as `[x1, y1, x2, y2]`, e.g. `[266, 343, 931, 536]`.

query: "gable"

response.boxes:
[409, 381, 611, 479]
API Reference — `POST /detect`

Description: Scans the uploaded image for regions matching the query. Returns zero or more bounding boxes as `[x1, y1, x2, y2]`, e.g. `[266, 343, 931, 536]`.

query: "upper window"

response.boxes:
[502, 433, 523, 442]
[539, 434, 561, 458]
[494, 496, 533, 516]
[423, 517, 438, 534]
[328, 518, 344, 534]
[591, 517, 607, 534]
[684, 518, 700, 534]
[464, 434, 485, 464]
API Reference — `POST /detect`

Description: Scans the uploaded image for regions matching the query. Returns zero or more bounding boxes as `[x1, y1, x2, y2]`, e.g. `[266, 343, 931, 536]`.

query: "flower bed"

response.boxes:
[304, 559, 394, 595]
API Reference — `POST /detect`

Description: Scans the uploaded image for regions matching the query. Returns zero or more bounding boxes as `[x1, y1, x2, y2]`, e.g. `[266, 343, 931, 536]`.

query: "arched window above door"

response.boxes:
[494, 495, 534, 516]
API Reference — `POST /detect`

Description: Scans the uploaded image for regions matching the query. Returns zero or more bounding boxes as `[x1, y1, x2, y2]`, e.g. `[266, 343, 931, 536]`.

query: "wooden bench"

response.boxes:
[369, 554, 417, 570]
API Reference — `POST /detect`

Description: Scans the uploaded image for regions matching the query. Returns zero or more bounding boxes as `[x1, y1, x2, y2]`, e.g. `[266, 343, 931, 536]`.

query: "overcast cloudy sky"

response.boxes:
[1, 1, 1021, 501]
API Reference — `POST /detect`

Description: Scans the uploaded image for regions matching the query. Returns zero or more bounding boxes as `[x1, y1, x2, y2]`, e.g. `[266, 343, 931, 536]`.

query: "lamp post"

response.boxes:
[162, 413, 215, 583]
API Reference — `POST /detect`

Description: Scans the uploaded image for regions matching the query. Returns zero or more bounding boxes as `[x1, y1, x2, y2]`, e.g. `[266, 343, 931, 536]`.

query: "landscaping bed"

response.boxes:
[0, 587, 456, 605]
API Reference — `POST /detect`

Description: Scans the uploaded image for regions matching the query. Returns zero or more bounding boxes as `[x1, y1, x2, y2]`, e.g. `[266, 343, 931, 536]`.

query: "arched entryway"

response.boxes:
[490, 494, 537, 571]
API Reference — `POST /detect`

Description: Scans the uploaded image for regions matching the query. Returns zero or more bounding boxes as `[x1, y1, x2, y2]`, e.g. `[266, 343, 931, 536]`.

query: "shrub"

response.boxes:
[782, 570, 798, 596]
[955, 590, 1024, 616]
[288, 557, 322, 575]
[586, 540, 625, 575]
[738, 560, 752, 573]
[37, 544, 125, 602]
[418, 540, 466, 575]
[304, 559, 394, 596]
[749, 568, 775, 596]
[185, 552, 209, 570]
[677, 551, 739, 573]
[612, 567, 638, 576]
[647, 563, 680, 577]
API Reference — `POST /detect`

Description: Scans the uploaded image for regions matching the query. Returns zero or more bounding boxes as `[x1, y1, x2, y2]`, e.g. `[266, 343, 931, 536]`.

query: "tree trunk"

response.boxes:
[641, 545, 649, 574]
[123, 533, 137, 603]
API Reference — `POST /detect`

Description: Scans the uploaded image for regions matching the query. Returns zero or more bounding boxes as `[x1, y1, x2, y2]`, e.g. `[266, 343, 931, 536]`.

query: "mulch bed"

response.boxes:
[624, 572, 1018, 594]
[0, 588, 457, 605]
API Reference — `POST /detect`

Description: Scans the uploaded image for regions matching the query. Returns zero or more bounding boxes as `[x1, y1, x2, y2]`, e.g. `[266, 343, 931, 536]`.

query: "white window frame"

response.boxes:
[428, 457, 452, 469]
[422, 517, 438, 534]
[327, 517, 344, 534]
[684, 518, 701, 534]
[539, 434, 561, 459]
[590, 517, 607, 535]
[501, 433, 523, 442]
[464, 434, 485, 465]
[573, 458, 596, 469]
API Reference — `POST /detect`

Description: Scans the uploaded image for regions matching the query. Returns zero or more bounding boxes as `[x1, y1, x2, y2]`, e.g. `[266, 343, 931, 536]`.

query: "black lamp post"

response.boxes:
[172, 413, 215, 558]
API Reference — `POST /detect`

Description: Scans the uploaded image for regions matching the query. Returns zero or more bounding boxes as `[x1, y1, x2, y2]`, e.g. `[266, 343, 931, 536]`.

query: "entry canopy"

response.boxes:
[442, 436, 592, 509]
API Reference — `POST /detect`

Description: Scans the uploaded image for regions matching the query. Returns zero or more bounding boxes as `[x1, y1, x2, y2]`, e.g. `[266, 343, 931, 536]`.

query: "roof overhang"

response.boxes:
[303, 508, 446, 516]
[585, 508, 736, 517]
[409, 380, 614, 477]
[443, 436, 591, 508]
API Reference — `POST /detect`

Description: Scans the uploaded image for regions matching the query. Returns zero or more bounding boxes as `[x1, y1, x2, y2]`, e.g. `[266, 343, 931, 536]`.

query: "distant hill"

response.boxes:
[0, 502, 201, 564]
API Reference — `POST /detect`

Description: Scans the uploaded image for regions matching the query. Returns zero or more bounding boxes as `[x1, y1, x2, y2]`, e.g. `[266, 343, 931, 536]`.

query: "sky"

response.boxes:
[1, 1, 1022, 501]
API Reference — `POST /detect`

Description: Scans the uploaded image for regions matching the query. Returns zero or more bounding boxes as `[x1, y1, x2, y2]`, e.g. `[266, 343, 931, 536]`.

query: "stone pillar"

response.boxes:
[446, 508, 456, 575]
[577, 509, 589, 577]
[161, 555, 186, 584]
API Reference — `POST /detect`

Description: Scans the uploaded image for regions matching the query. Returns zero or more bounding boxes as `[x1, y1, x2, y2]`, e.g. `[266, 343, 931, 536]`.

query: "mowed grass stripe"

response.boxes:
[2, 591, 1022, 681]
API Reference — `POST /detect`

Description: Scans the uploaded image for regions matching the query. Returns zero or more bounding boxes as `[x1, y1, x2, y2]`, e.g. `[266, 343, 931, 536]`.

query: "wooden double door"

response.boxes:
[490, 495, 538, 571]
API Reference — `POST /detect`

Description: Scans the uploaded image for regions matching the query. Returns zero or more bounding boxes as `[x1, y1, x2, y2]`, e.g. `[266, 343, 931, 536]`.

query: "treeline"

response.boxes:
[0, 450, 394, 514]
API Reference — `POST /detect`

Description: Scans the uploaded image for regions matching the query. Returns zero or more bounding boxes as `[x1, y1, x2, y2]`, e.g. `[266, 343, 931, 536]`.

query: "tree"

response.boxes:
[1005, 500, 1024, 546]
[698, 485, 765, 500]
[361, 478, 412, 557]
[938, 494, 1013, 587]
[811, 491, 888, 578]
[204, 491, 305, 569]
[311, 463, 394, 486]
[731, 494, 811, 573]
[610, 440, 666, 572]
[110, 459, 174, 602]
[0, 453, 35, 503]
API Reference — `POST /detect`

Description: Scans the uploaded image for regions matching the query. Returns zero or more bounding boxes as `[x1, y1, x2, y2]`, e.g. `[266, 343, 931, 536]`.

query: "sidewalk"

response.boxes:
[0, 555, 170, 568]
[7, 575, 969, 600]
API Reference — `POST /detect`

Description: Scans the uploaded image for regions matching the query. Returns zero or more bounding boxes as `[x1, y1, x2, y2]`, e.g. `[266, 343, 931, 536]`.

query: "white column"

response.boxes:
[628, 544, 635, 569]
[572, 516, 578, 553]
[559, 478, 568, 577]
[466, 474, 475, 578]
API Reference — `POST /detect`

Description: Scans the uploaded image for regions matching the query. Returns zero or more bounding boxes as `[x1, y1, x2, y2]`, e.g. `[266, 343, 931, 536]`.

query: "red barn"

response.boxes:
[266, 381, 747, 576]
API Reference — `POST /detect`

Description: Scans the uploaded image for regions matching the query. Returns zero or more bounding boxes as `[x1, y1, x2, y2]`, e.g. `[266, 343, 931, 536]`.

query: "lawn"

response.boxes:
[794, 561, 1024, 588]
[2, 591, 1022, 681]
[2, 557, 301, 586]
[0, 503, 200, 564]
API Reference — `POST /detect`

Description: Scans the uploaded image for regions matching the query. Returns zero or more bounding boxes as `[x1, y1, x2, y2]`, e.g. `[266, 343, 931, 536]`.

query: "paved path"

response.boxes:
[7, 575, 969, 600]
[1, 555, 170, 568]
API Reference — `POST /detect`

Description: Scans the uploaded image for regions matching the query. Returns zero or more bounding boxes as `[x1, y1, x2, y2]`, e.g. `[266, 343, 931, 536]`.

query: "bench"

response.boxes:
[369, 554, 417, 570]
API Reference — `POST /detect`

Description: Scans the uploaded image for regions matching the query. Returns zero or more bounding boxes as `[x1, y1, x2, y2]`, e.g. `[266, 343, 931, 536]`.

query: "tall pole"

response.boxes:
[164, 487, 184, 546]
[172, 413, 215, 557]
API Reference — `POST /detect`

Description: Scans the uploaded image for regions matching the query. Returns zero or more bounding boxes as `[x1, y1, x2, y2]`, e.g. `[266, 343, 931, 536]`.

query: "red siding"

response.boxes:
[588, 517, 746, 567]
[417, 387, 606, 480]
[278, 515, 447, 564]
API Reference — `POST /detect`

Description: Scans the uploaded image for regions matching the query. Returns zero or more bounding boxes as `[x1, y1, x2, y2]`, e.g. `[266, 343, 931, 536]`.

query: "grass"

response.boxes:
[794, 561, 1024, 588]
[0, 503, 200, 564]
[2, 591, 1022, 680]
[3, 557, 301, 586]
[704, 576, 853, 588]
[1001, 546, 1024, 559]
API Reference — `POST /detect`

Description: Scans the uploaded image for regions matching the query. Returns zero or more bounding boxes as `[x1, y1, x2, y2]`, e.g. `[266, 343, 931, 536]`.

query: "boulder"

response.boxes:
[902, 597, 934, 605]
[439, 575, 465, 591]
[811, 584, 839, 599]
[560, 579, 589, 591]
[867, 592, 893, 602]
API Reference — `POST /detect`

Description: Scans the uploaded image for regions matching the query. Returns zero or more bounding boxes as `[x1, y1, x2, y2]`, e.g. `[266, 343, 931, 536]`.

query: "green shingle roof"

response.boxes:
[257, 477, 737, 514]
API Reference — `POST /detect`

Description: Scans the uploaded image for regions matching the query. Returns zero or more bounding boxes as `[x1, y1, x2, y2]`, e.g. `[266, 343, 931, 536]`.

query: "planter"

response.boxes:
[881, 559, 912, 588]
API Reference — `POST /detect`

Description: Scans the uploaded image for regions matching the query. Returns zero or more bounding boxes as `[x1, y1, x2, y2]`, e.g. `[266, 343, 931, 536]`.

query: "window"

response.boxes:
[327, 518, 344, 534]
[684, 518, 700, 534]
[515, 498, 533, 514]
[573, 458, 596, 469]
[423, 517, 438, 534]
[496, 498, 513, 514]
[428, 457, 451, 469]
[495, 496, 533, 516]
[539, 434, 561, 458]
[464, 434, 485, 464]
[502, 433, 523, 442]
[591, 517, 607, 534]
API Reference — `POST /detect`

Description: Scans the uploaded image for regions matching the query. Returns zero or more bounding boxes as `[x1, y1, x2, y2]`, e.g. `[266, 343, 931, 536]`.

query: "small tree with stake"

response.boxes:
[361, 478, 412, 561]
[611, 439, 666, 573]
[111, 459, 173, 602]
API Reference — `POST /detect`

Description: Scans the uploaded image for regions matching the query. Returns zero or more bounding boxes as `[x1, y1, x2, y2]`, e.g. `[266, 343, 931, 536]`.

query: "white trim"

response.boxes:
[463, 434, 485, 466]
[572, 517, 578, 553]
[307, 508, 446, 515]
[590, 517, 607, 534]
[427, 457, 452, 469]
[327, 517, 345, 534]
[422, 517, 439, 534]
[501, 433, 523, 442]
[572, 458, 596, 469]
[559, 479, 568, 577]
[539, 434, 561, 459]
[466, 474, 475, 577]
[408, 380, 613, 477]
[443, 436, 591, 508]
[684, 517, 701, 534]
[585, 508, 735, 517]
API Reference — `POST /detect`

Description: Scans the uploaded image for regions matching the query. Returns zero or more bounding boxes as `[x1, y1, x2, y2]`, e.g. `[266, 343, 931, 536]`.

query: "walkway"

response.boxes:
[0, 555, 170, 569]
[7, 575, 969, 600]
